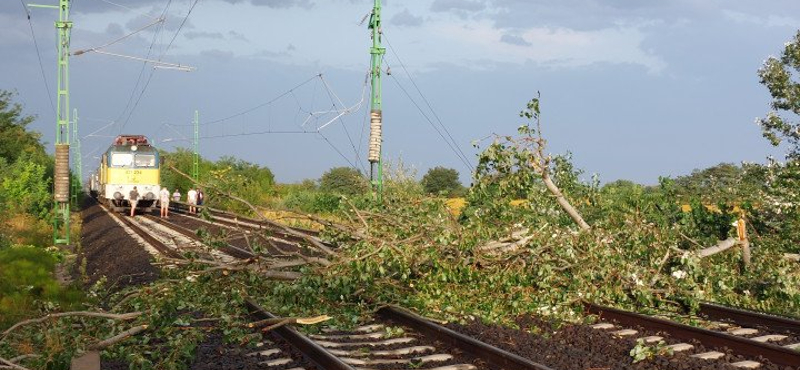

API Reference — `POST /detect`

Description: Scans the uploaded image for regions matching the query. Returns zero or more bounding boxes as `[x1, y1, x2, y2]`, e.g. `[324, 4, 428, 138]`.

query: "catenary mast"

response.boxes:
[29, 0, 73, 244]
[367, 0, 386, 199]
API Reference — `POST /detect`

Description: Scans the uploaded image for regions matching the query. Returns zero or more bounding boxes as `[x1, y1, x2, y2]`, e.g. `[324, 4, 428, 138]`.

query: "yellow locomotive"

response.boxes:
[92, 135, 161, 212]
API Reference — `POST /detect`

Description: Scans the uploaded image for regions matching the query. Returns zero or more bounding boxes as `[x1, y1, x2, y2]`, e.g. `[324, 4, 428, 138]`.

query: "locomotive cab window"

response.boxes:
[135, 154, 156, 167]
[110, 153, 134, 167]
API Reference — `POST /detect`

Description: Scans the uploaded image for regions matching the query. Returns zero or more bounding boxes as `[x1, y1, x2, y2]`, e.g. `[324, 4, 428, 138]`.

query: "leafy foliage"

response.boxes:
[160, 149, 275, 214]
[0, 90, 48, 164]
[421, 166, 464, 196]
[0, 246, 84, 329]
[0, 154, 53, 220]
[319, 167, 368, 197]
[758, 30, 800, 157]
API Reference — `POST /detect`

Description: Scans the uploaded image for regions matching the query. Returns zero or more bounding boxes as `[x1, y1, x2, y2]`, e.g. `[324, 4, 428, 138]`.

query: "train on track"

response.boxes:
[90, 135, 161, 213]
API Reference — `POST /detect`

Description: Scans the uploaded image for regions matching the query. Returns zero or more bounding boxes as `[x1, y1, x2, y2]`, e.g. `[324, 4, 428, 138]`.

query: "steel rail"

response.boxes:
[142, 214, 256, 259]
[699, 302, 800, 336]
[171, 201, 322, 237]
[585, 302, 800, 367]
[245, 299, 355, 370]
[170, 202, 330, 249]
[378, 305, 555, 370]
[99, 203, 184, 259]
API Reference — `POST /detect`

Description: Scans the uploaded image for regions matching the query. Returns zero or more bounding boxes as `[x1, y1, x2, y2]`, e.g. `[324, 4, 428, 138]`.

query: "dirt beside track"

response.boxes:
[448, 315, 799, 370]
[78, 197, 160, 290]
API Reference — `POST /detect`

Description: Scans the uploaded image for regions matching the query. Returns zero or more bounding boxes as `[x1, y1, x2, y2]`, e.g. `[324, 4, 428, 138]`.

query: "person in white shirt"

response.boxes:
[159, 187, 171, 218]
[187, 188, 198, 214]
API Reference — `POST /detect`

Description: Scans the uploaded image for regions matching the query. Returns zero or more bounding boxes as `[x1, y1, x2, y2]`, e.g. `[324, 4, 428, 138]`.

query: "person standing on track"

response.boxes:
[197, 188, 204, 210]
[159, 187, 171, 218]
[129, 186, 140, 217]
[187, 188, 198, 215]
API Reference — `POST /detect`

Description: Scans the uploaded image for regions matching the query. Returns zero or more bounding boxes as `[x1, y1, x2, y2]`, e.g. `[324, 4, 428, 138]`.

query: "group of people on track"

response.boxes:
[128, 186, 204, 217]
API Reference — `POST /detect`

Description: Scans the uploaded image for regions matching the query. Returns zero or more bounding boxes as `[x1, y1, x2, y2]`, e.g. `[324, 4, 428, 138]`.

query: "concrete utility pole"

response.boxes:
[30, 0, 72, 244]
[193, 110, 199, 184]
[367, 0, 386, 200]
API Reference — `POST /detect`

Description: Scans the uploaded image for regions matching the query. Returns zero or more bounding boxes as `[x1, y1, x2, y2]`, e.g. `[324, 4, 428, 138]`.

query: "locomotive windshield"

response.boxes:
[110, 153, 134, 167]
[134, 154, 156, 167]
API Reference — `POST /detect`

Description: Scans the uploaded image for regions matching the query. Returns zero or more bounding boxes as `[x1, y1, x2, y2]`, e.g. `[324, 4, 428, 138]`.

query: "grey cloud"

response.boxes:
[105, 23, 126, 36]
[391, 8, 423, 27]
[125, 11, 195, 34]
[200, 49, 235, 60]
[253, 46, 293, 59]
[499, 34, 530, 46]
[228, 30, 249, 42]
[222, 0, 314, 9]
[184, 31, 225, 40]
[431, 0, 487, 13]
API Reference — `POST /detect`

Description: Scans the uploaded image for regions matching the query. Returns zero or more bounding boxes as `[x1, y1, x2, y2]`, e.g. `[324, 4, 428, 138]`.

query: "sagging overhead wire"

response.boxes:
[114, 0, 174, 131]
[200, 74, 322, 127]
[20, 0, 56, 115]
[384, 58, 473, 171]
[119, 0, 200, 132]
[382, 32, 474, 170]
[72, 16, 165, 57]
[97, 0, 162, 22]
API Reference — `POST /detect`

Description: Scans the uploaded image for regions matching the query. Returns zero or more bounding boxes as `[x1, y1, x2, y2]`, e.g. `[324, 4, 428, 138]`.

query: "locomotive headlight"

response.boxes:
[131, 145, 138, 151]
[113, 192, 123, 200]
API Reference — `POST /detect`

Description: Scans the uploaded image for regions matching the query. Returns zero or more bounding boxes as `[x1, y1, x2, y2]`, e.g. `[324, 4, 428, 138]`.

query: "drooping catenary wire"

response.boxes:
[320, 73, 367, 174]
[382, 32, 474, 169]
[119, 0, 200, 133]
[74, 17, 164, 55]
[200, 74, 322, 126]
[119, 0, 198, 131]
[163, 73, 364, 170]
[97, 0, 162, 21]
[20, 0, 56, 115]
[114, 0, 174, 131]
[383, 57, 473, 171]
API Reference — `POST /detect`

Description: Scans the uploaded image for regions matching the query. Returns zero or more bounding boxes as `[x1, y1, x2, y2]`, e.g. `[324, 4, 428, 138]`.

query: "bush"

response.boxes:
[319, 167, 368, 197]
[282, 191, 341, 214]
[0, 246, 84, 329]
[0, 154, 52, 220]
[421, 166, 464, 196]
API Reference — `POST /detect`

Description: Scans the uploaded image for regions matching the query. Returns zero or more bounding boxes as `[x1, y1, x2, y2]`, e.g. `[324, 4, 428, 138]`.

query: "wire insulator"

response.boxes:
[54, 144, 70, 202]
[368, 110, 382, 163]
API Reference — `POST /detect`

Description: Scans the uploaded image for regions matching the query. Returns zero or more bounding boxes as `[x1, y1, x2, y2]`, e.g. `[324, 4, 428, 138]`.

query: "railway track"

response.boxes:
[245, 299, 555, 370]
[96, 199, 800, 368]
[169, 202, 331, 248]
[585, 302, 800, 368]
[99, 202, 184, 260]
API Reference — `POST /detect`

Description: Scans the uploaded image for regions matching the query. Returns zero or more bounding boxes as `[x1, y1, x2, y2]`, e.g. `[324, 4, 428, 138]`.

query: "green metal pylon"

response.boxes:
[30, 0, 72, 245]
[367, 0, 386, 200]
[71, 108, 81, 208]
[193, 110, 199, 184]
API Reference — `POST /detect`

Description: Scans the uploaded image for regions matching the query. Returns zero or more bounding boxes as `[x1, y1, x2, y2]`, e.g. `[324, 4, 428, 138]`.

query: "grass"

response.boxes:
[0, 245, 85, 329]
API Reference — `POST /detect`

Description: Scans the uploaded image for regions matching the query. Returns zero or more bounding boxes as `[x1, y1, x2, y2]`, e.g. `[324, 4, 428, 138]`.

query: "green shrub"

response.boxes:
[0, 246, 84, 329]
[282, 191, 341, 214]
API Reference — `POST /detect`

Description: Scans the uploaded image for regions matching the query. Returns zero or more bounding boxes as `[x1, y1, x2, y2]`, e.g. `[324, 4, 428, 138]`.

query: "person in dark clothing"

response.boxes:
[129, 186, 140, 217]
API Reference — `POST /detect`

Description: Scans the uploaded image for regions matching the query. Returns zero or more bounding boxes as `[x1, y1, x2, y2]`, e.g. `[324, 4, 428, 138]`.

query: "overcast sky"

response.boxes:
[2, 0, 798, 184]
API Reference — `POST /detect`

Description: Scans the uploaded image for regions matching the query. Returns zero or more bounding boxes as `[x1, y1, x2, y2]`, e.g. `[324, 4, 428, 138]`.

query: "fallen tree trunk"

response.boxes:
[697, 238, 738, 258]
[541, 172, 591, 231]
[2, 311, 141, 340]
[88, 325, 148, 350]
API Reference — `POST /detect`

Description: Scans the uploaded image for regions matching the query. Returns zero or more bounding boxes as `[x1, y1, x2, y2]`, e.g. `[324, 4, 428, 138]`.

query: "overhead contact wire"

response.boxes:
[21, 0, 56, 115]
[383, 33, 474, 168]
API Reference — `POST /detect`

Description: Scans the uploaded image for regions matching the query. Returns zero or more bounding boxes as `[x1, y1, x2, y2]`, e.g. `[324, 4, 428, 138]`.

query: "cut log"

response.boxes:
[697, 238, 738, 258]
